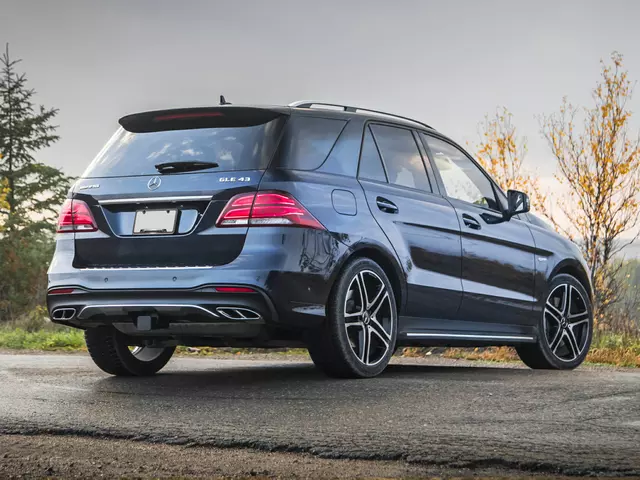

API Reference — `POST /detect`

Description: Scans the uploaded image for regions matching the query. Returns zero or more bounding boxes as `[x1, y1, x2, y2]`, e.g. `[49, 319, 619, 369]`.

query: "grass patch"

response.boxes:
[0, 319, 638, 367]
[176, 346, 308, 356]
[408, 332, 640, 368]
[441, 346, 520, 363]
[0, 326, 86, 351]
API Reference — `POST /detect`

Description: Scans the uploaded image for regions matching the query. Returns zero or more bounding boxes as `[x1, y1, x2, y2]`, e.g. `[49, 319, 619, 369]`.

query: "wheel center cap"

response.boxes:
[561, 317, 568, 328]
[363, 312, 370, 325]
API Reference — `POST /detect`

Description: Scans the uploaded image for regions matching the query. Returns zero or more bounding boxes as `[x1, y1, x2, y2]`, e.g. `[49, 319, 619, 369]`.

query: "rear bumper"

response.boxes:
[47, 228, 350, 335]
[47, 286, 276, 340]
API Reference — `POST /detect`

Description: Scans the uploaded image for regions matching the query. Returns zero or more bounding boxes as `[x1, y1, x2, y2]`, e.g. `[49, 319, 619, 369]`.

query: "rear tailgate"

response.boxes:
[71, 107, 287, 269]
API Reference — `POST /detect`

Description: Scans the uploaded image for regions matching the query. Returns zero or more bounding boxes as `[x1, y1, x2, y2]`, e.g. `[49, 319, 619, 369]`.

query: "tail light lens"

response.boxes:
[216, 192, 325, 230]
[56, 199, 98, 233]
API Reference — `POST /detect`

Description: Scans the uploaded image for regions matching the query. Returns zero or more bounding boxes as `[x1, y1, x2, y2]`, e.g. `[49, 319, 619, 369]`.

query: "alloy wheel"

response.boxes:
[544, 283, 590, 362]
[343, 270, 394, 366]
[128, 345, 167, 362]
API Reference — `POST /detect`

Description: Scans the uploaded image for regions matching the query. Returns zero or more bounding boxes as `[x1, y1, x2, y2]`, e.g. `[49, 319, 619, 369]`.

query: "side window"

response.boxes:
[370, 125, 431, 192]
[358, 126, 387, 183]
[423, 135, 499, 210]
[277, 116, 347, 170]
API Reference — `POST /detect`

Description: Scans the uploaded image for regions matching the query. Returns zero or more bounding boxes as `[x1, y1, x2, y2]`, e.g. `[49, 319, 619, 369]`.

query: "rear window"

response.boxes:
[83, 117, 286, 178]
[275, 116, 347, 170]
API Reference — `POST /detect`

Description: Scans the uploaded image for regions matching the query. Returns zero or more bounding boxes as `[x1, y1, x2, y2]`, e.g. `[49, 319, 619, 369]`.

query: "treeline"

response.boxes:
[0, 46, 638, 337]
[472, 52, 640, 336]
[0, 45, 72, 324]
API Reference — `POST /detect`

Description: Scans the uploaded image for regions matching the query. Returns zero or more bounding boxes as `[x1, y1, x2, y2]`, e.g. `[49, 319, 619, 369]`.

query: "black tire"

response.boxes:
[84, 326, 175, 376]
[308, 257, 398, 378]
[516, 274, 593, 370]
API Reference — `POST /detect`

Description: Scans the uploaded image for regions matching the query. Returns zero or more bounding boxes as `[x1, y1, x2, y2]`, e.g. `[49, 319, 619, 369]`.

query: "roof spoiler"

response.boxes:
[119, 106, 288, 133]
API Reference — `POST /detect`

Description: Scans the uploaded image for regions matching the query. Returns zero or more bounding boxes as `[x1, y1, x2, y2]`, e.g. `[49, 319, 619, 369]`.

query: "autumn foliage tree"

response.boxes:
[542, 52, 640, 321]
[474, 107, 546, 211]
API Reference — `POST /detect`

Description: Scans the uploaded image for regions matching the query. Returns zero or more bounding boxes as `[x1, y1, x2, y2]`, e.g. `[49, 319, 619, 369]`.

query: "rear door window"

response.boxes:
[358, 126, 387, 183]
[370, 125, 432, 192]
[83, 118, 285, 178]
[276, 116, 347, 170]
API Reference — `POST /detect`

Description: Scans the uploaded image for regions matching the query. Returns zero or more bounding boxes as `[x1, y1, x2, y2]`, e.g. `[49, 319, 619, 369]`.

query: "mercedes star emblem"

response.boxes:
[147, 176, 162, 191]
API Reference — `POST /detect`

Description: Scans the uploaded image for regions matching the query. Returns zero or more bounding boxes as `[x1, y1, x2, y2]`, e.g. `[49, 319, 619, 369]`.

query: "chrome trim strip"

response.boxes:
[77, 303, 219, 319]
[78, 266, 212, 271]
[405, 333, 535, 341]
[99, 195, 212, 205]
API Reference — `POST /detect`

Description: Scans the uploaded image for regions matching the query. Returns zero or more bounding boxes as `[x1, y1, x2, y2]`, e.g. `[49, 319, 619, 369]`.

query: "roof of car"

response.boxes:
[287, 101, 436, 132]
[119, 102, 436, 134]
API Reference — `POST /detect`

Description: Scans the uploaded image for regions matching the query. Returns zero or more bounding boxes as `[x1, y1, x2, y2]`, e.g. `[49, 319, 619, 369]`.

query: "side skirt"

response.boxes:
[396, 316, 537, 347]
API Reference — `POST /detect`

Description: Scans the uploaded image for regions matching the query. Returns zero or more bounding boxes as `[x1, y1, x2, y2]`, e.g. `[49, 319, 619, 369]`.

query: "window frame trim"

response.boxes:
[419, 131, 507, 214]
[357, 123, 389, 184]
[363, 120, 435, 195]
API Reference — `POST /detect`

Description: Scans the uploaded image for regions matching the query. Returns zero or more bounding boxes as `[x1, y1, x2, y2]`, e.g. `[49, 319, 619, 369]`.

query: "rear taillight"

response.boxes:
[216, 192, 325, 230]
[56, 199, 98, 233]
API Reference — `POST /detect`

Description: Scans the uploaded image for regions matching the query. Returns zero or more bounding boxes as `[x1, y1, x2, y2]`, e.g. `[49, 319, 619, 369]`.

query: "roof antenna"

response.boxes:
[219, 95, 231, 105]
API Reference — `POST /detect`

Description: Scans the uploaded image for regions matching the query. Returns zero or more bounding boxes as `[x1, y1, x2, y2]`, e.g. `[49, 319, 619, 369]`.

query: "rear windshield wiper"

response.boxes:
[155, 160, 219, 174]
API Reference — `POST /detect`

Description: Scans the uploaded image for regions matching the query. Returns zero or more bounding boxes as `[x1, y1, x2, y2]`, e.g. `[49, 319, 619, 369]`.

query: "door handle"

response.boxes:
[376, 197, 399, 214]
[462, 213, 481, 230]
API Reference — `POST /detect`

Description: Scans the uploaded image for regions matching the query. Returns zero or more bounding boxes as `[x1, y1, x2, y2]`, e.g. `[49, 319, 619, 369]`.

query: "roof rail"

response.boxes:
[288, 100, 434, 131]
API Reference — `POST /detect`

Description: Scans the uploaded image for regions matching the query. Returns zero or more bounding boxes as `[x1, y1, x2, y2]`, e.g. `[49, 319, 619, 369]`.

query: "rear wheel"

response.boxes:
[308, 258, 397, 378]
[84, 327, 175, 376]
[516, 274, 592, 370]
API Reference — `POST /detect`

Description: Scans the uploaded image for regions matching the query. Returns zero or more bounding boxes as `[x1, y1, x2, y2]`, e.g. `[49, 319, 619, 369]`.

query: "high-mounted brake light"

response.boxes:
[216, 192, 325, 230]
[56, 199, 98, 233]
[153, 112, 225, 122]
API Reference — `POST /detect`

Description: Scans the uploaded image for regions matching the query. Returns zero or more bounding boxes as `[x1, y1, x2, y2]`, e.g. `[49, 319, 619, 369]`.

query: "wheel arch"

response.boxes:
[551, 260, 593, 301]
[332, 242, 407, 315]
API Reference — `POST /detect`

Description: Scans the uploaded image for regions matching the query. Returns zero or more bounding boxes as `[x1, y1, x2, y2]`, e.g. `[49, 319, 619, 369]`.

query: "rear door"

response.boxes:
[357, 123, 462, 327]
[72, 107, 287, 269]
[421, 133, 537, 328]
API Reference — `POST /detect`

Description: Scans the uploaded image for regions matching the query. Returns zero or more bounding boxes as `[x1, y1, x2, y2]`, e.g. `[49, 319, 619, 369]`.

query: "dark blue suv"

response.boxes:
[47, 101, 593, 378]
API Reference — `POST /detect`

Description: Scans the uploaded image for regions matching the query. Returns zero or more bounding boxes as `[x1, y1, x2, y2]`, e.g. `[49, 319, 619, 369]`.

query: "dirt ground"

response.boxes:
[0, 433, 590, 480]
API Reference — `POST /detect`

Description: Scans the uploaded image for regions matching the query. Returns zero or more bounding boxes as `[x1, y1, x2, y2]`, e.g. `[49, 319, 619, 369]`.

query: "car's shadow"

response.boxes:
[92, 360, 533, 397]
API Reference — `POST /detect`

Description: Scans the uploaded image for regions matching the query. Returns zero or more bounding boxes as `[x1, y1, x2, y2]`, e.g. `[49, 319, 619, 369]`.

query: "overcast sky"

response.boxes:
[2, 0, 640, 185]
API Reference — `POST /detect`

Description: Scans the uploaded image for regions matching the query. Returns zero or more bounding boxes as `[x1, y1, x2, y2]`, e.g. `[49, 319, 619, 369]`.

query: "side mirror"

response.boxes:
[505, 190, 530, 220]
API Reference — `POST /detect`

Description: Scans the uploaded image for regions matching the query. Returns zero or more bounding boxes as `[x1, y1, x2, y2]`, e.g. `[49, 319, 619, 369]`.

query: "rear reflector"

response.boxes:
[56, 199, 98, 233]
[48, 288, 76, 295]
[216, 192, 325, 230]
[215, 286, 256, 293]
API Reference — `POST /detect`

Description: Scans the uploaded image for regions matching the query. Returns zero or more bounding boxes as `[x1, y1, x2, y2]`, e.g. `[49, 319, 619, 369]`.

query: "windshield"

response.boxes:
[82, 118, 285, 178]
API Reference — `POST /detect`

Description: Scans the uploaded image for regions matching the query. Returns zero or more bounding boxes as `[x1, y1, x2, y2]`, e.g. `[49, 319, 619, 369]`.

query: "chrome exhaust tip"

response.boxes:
[51, 308, 76, 321]
[216, 307, 262, 320]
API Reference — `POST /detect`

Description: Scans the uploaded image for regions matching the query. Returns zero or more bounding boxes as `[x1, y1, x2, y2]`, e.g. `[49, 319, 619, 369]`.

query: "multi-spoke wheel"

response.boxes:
[344, 270, 394, 366]
[516, 274, 592, 370]
[308, 258, 397, 378]
[85, 327, 175, 376]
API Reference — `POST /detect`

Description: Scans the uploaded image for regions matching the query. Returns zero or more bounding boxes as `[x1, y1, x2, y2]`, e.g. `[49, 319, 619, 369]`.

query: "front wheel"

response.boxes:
[308, 257, 397, 378]
[85, 327, 175, 376]
[516, 274, 593, 370]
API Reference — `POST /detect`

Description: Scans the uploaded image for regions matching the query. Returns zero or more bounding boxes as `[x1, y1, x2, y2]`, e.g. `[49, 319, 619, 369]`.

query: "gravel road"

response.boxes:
[0, 353, 638, 477]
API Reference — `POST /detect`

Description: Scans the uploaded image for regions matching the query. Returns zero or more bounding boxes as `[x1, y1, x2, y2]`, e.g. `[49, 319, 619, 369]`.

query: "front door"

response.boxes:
[357, 123, 463, 328]
[421, 133, 537, 330]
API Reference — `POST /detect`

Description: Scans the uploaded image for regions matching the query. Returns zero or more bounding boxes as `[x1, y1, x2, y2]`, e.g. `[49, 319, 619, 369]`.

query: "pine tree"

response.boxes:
[0, 44, 72, 233]
[0, 45, 73, 322]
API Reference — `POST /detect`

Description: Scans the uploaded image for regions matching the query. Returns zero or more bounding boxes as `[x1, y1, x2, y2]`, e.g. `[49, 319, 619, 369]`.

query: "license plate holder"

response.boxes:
[133, 209, 178, 235]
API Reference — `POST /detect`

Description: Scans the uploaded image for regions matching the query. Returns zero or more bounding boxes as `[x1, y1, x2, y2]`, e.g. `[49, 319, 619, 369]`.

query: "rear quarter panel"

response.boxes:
[258, 168, 407, 312]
